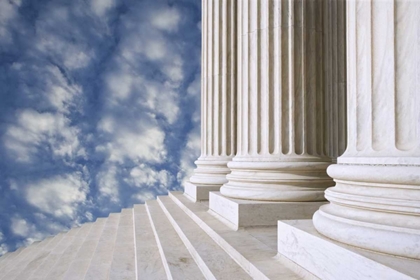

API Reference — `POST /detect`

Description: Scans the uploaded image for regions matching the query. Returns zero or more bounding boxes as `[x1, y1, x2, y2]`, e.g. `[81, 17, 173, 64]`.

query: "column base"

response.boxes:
[185, 156, 232, 202]
[277, 219, 419, 280]
[208, 191, 326, 230]
[220, 159, 332, 201]
[184, 181, 221, 202]
[314, 163, 420, 259]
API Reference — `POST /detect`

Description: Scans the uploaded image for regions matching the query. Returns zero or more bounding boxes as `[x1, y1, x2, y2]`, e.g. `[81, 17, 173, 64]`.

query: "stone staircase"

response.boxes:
[0, 192, 317, 280]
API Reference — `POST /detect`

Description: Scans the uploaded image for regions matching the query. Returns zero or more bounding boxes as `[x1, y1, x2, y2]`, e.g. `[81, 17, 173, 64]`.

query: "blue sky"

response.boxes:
[0, 0, 201, 255]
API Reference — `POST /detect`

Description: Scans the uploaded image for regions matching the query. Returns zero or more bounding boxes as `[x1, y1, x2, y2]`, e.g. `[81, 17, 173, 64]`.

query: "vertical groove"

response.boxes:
[260, 0, 269, 155]
[227, 0, 236, 156]
[347, 0, 357, 154]
[201, 0, 207, 156]
[243, 0, 250, 155]
[306, 0, 315, 156]
[288, 0, 295, 154]
[207, 0, 213, 156]
[395, 0, 417, 151]
[221, 0, 227, 156]
[237, 0, 243, 156]
[294, 0, 304, 155]
[334, 0, 339, 157]
[371, 0, 395, 151]
[281, 0, 290, 155]
[338, 0, 347, 156]
[213, 0, 220, 156]
[272, 0, 281, 155]
[318, 0, 325, 157]
[256, 0, 262, 155]
[249, 0, 257, 155]
[355, 0, 372, 152]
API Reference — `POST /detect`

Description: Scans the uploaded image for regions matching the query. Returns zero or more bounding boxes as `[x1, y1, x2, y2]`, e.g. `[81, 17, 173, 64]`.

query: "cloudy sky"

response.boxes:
[0, 0, 201, 255]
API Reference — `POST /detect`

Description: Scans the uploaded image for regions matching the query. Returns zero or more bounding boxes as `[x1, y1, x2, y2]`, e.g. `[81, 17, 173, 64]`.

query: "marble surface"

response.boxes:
[278, 219, 419, 280]
[187, 0, 237, 202]
[219, 0, 345, 202]
[209, 191, 326, 229]
[184, 180, 221, 202]
[314, 0, 420, 259]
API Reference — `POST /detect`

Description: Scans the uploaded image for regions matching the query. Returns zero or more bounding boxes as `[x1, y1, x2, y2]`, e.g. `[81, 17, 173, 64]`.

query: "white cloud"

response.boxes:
[25, 173, 88, 219]
[143, 82, 179, 124]
[126, 164, 171, 188]
[36, 28, 94, 70]
[4, 109, 81, 163]
[0, 244, 8, 256]
[177, 72, 201, 184]
[0, 231, 4, 242]
[113, 127, 166, 163]
[97, 116, 116, 134]
[90, 0, 115, 17]
[144, 39, 167, 60]
[187, 73, 201, 123]
[11, 217, 34, 237]
[96, 165, 120, 203]
[151, 8, 181, 32]
[132, 191, 157, 204]
[105, 70, 136, 102]
[98, 120, 167, 164]
[0, 0, 21, 43]
[177, 129, 200, 185]
[162, 56, 184, 84]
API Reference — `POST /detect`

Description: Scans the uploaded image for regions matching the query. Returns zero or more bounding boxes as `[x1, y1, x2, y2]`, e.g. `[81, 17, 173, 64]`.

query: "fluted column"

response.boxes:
[220, 0, 333, 202]
[324, 0, 347, 161]
[186, 0, 237, 199]
[314, 0, 420, 259]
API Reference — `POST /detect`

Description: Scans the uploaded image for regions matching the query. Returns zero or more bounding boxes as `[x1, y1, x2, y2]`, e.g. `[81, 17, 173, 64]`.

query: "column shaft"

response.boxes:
[220, 0, 333, 202]
[314, 0, 420, 259]
[186, 0, 237, 200]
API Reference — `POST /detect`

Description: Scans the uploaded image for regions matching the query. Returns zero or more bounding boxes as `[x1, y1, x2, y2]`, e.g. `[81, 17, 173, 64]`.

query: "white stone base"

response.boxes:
[208, 192, 326, 230]
[184, 181, 221, 202]
[277, 219, 420, 280]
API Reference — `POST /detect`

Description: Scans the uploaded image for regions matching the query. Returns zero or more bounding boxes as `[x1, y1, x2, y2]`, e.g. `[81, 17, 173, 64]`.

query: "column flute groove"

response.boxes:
[185, 0, 237, 202]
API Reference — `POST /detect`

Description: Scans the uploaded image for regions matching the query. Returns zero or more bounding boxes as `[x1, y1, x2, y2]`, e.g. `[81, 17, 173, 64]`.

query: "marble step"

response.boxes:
[277, 220, 420, 280]
[44, 222, 94, 280]
[146, 199, 205, 280]
[29, 227, 83, 280]
[168, 191, 316, 280]
[0, 244, 28, 275]
[84, 213, 121, 280]
[61, 218, 107, 280]
[0, 244, 26, 272]
[133, 204, 166, 280]
[108, 208, 136, 280]
[157, 196, 252, 280]
[0, 240, 42, 279]
[1, 232, 66, 280]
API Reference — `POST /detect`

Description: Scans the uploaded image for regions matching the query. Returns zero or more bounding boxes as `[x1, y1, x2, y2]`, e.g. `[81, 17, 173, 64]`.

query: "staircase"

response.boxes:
[0, 192, 317, 280]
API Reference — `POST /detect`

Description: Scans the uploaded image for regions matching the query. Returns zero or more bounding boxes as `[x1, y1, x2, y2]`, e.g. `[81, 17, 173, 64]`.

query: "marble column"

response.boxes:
[185, 0, 237, 201]
[314, 0, 420, 259]
[220, 0, 333, 202]
[324, 0, 347, 162]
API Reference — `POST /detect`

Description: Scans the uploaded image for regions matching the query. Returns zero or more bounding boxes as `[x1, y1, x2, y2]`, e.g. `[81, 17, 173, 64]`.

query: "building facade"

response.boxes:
[1, 1, 419, 279]
[186, 0, 420, 261]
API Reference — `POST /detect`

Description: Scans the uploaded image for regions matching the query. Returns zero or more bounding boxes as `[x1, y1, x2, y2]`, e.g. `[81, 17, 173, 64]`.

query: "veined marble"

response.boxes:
[313, 0, 420, 260]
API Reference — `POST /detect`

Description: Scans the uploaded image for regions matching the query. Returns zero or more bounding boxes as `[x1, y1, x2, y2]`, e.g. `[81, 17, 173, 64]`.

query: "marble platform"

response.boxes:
[0, 192, 314, 280]
[277, 219, 420, 280]
[209, 191, 326, 230]
[2, 191, 418, 279]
